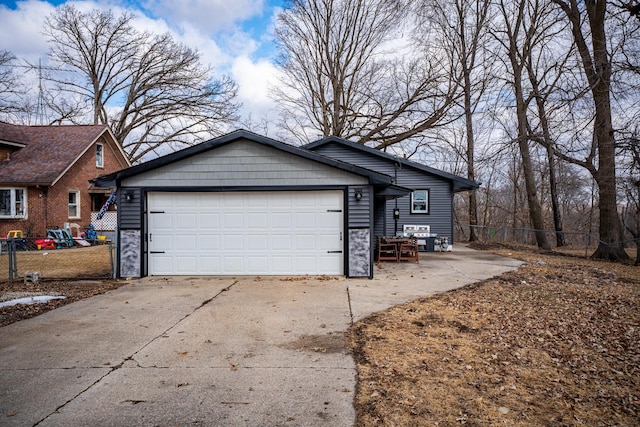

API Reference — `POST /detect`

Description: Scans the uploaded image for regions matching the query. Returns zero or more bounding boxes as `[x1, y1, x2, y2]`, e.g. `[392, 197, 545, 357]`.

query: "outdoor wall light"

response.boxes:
[125, 191, 134, 202]
[354, 188, 363, 201]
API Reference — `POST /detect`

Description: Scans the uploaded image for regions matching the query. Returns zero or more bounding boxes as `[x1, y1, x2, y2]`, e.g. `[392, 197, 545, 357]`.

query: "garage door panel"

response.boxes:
[247, 213, 268, 228]
[247, 257, 268, 273]
[197, 234, 220, 250]
[224, 235, 245, 250]
[176, 213, 197, 230]
[150, 214, 172, 230]
[176, 256, 197, 273]
[149, 254, 174, 275]
[151, 234, 173, 251]
[248, 234, 269, 250]
[271, 235, 292, 250]
[148, 191, 343, 275]
[271, 213, 292, 229]
[223, 213, 244, 228]
[199, 256, 221, 273]
[199, 213, 220, 229]
[271, 256, 292, 273]
[316, 235, 339, 250]
[224, 257, 245, 271]
[176, 235, 197, 250]
[294, 212, 316, 228]
[293, 257, 316, 273]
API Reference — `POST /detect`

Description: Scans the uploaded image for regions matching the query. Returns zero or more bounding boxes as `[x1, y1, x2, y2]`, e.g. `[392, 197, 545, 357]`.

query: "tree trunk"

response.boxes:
[464, 69, 479, 242]
[533, 94, 565, 247]
[587, 3, 629, 261]
[551, 0, 629, 261]
[546, 144, 565, 247]
[506, 3, 550, 250]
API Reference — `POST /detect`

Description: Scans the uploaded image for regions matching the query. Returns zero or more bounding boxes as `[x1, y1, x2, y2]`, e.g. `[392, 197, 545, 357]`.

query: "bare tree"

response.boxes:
[273, 0, 459, 147]
[549, 0, 630, 261]
[43, 6, 239, 163]
[0, 50, 24, 116]
[426, 0, 493, 242]
[518, 5, 575, 248]
[492, 0, 551, 250]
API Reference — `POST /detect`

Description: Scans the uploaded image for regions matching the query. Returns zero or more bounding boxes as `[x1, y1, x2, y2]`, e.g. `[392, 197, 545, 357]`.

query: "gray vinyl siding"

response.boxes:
[313, 143, 456, 243]
[123, 139, 368, 188]
[347, 186, 371, 228]
[118, 188, 141, 229]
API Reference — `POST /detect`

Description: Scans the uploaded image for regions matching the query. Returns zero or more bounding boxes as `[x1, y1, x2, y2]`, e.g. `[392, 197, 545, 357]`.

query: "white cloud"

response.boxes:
[0, 1, 55, 61]
[141, 0, 265, 35]
[231, 55, 279, 122]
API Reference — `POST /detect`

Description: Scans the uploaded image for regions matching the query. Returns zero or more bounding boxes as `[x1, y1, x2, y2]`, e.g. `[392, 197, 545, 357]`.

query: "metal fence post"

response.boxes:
[109, 242, 115, 279]
[8, 238, 17, 282]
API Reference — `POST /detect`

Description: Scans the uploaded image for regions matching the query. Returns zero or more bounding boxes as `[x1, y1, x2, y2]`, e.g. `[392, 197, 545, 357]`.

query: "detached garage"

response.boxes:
[92, 130, 409, 278]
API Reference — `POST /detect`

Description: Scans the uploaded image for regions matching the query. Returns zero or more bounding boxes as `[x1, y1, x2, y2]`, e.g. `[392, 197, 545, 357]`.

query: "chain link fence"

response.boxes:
[467, 225, 638, 258]
[0, 238, 115, 283]
[0, 239, 19, 282]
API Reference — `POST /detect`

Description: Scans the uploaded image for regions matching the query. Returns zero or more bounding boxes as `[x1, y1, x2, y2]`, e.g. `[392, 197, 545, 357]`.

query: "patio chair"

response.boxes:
[377, 237, 399, 261]
[398, 237, 419, 263]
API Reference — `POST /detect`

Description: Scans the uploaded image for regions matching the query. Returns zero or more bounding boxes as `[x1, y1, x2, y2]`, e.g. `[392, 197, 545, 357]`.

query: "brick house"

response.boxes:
[0, 121, 130, 238]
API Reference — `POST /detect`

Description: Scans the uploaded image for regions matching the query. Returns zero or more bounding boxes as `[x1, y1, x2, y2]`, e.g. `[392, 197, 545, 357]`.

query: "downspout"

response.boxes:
[41, 187, 48, 236]
[394, 157, 402, 235]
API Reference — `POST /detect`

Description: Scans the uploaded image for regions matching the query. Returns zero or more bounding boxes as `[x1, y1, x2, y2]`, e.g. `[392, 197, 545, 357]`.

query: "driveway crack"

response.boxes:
[34, 280, 239, 426]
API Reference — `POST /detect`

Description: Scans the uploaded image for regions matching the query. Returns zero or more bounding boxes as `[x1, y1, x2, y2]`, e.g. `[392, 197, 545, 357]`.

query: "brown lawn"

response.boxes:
[349, 244, 640, 426]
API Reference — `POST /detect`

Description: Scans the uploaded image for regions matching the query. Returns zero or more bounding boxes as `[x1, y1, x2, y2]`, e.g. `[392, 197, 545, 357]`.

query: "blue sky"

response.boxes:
[0, 0, 286, 122]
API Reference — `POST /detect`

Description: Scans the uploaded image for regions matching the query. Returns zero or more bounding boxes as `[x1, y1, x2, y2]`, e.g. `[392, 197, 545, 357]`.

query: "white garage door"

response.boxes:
[147, 191, 344, 275]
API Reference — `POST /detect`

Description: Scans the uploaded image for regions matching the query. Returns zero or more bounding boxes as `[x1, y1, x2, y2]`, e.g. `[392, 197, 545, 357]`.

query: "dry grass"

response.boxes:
[0, 245, 120, 327]
[349, 245, 640, 426]
[8, 244, 113, 280]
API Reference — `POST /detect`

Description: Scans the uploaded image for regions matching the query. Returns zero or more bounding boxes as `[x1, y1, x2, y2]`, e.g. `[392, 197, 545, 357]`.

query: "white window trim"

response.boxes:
[68, 190, 81, 219]
[0, 187, 27, 219]
[410, 189, 429, 214]
[96, 143, 104, 168]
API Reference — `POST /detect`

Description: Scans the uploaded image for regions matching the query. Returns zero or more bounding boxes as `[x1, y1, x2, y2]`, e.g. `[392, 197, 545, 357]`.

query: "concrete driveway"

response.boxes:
[0, 246, 521, 426]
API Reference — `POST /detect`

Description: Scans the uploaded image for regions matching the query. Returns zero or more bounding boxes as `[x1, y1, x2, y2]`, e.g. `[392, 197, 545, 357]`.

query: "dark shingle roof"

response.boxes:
[304, 136, 481, 192]
[0, 121, 110, 185]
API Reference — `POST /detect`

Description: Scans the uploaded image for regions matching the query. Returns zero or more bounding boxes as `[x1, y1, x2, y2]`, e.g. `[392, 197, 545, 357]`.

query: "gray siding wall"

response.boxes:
[313, 143, 455, 243]
[118, 188, 142, 229]
[347, 185, 371, 228]
[123, 140, 368, 187]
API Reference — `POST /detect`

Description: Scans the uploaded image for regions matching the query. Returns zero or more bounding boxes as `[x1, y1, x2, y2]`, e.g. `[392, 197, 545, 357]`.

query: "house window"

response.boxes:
[68, 191, 80, 218]
[411, 189, 429, 214]
[96, 143, 104, 168]
[0, 188, 27, 218]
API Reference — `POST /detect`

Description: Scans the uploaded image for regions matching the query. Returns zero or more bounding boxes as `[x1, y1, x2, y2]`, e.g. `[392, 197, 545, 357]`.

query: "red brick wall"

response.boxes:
[0, 188, 45, 237]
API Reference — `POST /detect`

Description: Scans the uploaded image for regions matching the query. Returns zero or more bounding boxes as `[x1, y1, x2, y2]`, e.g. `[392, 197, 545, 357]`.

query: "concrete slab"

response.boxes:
[0, 245, 521, 426]
[348, 245, 523, 321]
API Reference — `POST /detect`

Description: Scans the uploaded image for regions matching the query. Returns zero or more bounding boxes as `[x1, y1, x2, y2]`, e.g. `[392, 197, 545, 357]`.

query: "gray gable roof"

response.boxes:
[304, 136, 480, 192]
[92, 129, 410, 193]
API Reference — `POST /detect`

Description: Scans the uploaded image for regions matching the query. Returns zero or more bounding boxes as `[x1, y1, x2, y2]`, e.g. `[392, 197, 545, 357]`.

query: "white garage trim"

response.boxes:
[147, 191, 344, 275]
